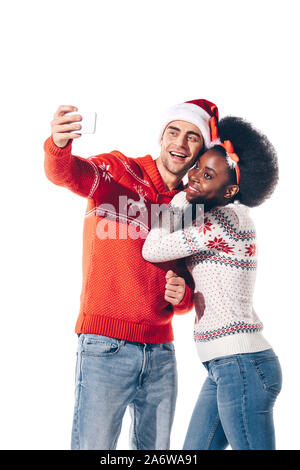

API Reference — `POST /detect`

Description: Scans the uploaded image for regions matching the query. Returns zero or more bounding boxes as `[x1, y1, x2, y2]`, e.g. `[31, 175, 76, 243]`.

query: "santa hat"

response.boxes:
[159, 99, 219, 149]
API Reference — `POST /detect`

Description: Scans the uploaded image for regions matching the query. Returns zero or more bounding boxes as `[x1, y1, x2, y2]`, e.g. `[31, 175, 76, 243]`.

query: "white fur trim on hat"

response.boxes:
[159, 102, 212, 149]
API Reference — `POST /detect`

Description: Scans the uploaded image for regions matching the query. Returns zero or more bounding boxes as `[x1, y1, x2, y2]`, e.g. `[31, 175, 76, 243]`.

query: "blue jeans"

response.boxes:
[183, 349, 282, 450]
[71, 334, 178, 450]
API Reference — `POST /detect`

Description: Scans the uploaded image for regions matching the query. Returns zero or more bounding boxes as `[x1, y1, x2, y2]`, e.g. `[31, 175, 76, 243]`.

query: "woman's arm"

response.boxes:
[142, 192, 239, 263]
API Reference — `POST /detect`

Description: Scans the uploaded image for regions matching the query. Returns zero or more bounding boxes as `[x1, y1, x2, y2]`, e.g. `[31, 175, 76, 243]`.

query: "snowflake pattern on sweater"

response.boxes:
[142, 191, 271, 360]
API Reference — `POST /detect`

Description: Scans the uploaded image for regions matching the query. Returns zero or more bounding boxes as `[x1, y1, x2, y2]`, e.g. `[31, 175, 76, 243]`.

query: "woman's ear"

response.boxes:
[224, 185, 239, 200]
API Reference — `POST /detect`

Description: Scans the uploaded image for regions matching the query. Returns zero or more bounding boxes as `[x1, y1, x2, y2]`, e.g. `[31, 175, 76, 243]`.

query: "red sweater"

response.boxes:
[44, 136, 194, 343]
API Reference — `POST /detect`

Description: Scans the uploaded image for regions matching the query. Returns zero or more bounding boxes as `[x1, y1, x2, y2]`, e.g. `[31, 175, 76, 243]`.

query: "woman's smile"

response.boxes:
[186, 182, 201, 194]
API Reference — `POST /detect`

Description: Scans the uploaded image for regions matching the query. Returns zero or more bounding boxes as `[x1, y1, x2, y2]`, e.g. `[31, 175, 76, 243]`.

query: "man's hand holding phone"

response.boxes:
[51, 105, 97, 148]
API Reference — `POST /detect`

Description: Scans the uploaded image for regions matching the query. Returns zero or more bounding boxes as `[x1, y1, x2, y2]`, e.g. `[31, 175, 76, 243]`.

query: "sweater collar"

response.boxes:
[136, 155, 185, 197]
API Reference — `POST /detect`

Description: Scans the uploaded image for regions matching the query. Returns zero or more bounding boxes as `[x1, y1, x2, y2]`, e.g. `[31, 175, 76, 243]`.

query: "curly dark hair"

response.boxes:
[214, 116, 279, 207]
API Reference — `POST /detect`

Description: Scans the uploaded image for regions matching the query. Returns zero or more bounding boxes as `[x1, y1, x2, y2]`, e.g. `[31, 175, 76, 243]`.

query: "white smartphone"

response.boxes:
[68, 111, 97, 134]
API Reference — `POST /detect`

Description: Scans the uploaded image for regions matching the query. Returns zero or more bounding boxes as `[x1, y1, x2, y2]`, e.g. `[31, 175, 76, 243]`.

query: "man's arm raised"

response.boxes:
[44, 105, 119, 199]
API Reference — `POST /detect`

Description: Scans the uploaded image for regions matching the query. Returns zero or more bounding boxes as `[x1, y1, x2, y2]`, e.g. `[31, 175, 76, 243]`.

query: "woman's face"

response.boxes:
[185, 149, 235, 206]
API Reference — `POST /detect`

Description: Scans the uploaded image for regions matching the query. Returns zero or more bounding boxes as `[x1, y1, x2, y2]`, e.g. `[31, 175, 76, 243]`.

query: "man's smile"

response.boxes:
[169, 151, 188, 161]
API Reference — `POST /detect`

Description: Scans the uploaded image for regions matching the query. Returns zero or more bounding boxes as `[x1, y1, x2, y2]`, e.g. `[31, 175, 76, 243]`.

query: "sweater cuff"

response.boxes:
[169, 190, 190, 211]
[173, 282, 194, 315]
[44, 135, 73, 156]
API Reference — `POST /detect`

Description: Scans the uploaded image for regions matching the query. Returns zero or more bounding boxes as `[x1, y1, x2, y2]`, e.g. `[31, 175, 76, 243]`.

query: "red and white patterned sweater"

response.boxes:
[44, 136, 194, 344]
[142, 191, 271, 361]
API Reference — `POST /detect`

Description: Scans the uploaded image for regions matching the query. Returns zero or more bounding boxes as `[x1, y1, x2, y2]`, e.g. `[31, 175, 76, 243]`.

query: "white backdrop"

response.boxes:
[1, 0, 299, 450]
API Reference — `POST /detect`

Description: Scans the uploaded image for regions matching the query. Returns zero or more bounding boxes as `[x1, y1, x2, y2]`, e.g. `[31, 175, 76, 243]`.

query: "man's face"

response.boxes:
[159, 120, 204, 176]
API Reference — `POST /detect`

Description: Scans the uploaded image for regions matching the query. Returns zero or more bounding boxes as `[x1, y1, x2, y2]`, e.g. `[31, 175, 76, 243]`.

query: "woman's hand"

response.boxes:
[164, 270, 186, 305]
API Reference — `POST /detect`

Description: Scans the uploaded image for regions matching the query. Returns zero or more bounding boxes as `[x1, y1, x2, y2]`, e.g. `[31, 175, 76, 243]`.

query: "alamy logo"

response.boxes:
[127, 194, 147, 214]
[87, 197, 204, 241]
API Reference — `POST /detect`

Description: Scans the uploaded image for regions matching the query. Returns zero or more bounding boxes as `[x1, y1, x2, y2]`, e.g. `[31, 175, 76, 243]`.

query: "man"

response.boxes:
[43, 99, 218, 450]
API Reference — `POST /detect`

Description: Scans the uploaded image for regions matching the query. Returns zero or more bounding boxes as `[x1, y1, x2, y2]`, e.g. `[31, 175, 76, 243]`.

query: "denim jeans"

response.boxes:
[183, 349, 282, 450]
[71, 333, 178, 450]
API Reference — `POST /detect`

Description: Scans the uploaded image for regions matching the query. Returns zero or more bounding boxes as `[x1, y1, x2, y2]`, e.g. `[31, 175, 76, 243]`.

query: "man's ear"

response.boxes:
[224, 185, 239, 200]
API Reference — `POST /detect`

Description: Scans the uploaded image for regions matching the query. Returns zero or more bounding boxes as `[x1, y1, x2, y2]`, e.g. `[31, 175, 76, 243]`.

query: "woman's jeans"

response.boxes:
[183, 349, 282, 450]
[71, 334, 178, 450]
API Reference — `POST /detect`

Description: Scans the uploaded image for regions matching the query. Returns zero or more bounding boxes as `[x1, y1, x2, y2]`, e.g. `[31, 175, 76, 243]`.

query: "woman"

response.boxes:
[142, 116, 282, 450]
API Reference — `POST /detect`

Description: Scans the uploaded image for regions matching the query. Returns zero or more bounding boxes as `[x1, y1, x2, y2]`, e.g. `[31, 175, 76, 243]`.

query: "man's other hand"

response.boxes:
[164, 270, 186, 305]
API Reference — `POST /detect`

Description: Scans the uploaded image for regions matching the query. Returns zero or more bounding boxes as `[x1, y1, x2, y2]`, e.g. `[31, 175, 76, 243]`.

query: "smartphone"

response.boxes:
[69, 111, 97, 134]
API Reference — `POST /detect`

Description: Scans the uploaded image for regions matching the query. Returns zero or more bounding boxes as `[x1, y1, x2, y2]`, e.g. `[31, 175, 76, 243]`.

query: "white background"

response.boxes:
[0, 0, 299, 450]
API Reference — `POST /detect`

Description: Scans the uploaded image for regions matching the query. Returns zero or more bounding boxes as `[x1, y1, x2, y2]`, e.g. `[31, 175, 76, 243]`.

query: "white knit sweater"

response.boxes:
[142, 191, 271, 362]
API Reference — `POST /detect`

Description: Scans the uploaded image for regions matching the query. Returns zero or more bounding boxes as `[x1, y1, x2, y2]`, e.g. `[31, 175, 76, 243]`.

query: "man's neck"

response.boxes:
[155, 157, 183, 191]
